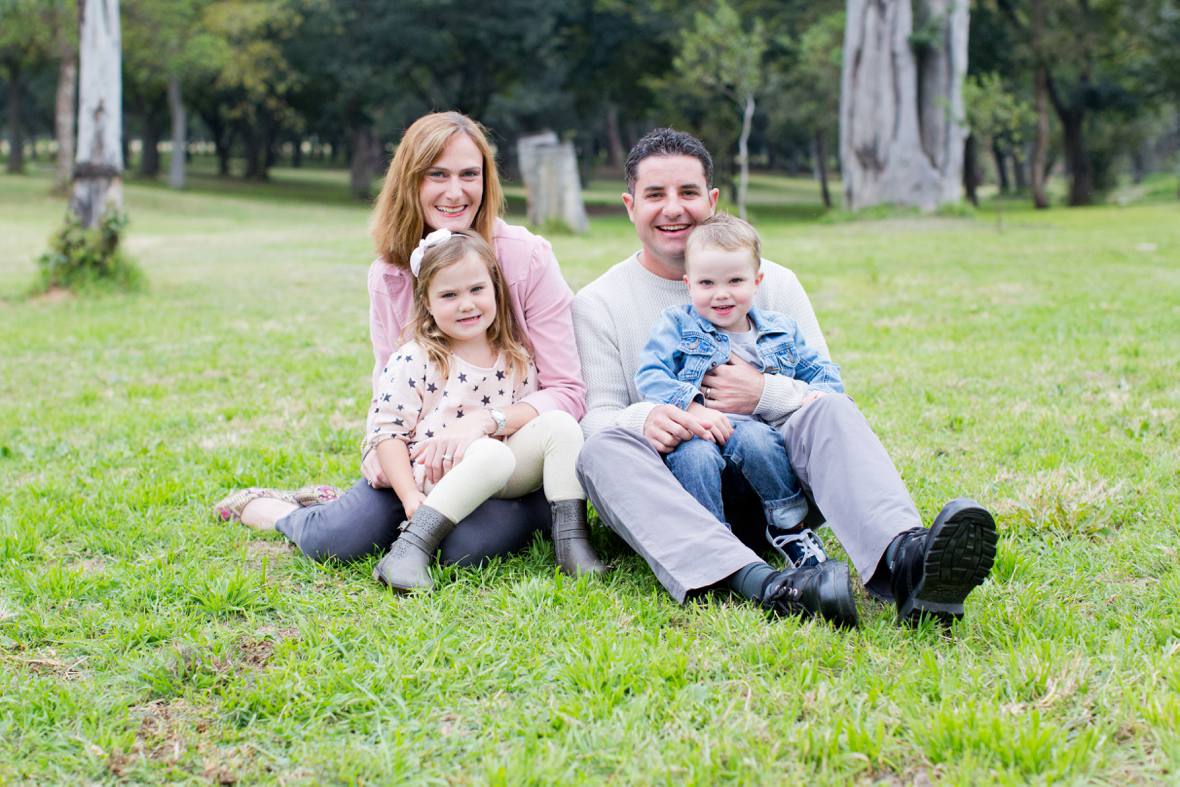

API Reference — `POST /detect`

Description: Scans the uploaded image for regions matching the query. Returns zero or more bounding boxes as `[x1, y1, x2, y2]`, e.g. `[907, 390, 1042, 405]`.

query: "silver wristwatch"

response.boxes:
[487, 407, 508, 437]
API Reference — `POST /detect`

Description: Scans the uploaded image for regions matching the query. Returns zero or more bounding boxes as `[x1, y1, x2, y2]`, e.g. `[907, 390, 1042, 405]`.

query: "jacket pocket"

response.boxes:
[676, 333, 716, 381]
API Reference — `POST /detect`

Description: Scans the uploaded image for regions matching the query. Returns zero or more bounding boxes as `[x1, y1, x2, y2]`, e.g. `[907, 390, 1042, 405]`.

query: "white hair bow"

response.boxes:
[409, 228, 453, 277]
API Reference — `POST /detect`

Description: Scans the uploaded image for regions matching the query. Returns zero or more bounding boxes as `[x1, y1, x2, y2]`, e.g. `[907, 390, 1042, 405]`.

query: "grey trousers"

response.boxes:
[577, 395, 920, 602]
[276, 478, 551, 566]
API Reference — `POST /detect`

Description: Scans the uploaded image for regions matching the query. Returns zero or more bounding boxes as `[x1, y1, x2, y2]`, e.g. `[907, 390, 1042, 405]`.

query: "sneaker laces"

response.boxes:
[768, 528, 828, 567]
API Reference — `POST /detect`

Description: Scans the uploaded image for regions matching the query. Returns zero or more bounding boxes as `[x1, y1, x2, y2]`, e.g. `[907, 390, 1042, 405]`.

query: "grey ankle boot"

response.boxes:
[550, 500, 607, 576]
[373, 505, 456, 592]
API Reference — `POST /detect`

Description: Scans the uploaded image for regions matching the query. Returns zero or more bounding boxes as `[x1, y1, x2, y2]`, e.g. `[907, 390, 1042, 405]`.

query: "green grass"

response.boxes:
[2, 161, 1178, 783]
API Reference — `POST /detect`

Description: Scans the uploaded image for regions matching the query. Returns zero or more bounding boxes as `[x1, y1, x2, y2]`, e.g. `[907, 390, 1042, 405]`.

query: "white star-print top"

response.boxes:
[362, 340, 537, 492]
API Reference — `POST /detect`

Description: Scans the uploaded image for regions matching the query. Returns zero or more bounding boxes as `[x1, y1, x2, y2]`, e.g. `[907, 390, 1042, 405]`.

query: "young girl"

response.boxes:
[366, 228, 606, 591]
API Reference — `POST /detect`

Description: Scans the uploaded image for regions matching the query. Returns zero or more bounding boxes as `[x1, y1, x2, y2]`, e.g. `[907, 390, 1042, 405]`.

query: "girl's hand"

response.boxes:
[410, 415, 493, 485]
[688, 401, 733, 444]
[401, 489, 427, 520]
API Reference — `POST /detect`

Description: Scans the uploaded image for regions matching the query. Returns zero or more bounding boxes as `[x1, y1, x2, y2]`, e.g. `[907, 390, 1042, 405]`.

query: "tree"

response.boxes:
[840, 0, 970, 211]
[1, 0, 53, 174]
[963, 72, 1035, 203]
[71, 0, 123, 228]
[671, 0, 767, 218]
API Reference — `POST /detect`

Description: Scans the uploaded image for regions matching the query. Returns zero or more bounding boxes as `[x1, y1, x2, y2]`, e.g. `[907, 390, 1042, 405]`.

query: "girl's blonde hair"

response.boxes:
[411, 229, 531, 381]
[369, 112, 505, 267]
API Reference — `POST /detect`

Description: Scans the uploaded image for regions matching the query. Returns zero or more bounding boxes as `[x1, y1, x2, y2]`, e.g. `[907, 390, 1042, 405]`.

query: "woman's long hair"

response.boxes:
[411, 230, 530, 382]
[369, 112, 505, 267]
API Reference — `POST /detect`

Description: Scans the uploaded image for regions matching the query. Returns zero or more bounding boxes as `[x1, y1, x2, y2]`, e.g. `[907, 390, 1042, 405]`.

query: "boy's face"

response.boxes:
[684, 246, 763, 331]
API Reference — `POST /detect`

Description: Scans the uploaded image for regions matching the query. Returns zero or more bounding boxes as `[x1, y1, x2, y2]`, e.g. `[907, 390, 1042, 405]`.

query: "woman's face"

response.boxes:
[419, 133, 484, 232]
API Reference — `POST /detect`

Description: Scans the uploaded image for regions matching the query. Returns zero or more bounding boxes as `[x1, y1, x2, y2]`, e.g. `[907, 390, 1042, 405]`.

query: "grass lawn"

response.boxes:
[1, 162, 1178, 783]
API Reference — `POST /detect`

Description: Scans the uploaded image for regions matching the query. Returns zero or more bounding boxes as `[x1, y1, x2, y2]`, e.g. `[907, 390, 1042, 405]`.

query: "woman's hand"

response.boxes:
[410, 413, 494, 485]
[362, 450, 390, 488]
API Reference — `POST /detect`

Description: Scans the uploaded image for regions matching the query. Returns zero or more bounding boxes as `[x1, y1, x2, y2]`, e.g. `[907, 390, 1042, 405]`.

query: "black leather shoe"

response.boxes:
[890, 498, 997, 626]
[761, 561, 859, 628]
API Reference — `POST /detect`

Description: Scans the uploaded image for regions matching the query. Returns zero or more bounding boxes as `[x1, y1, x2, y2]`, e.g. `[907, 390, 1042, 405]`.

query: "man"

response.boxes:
[573, 128, 996, 627]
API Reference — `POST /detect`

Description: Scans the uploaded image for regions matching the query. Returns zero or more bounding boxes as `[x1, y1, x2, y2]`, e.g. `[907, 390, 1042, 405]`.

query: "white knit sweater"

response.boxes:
[573, 253, 831, 438]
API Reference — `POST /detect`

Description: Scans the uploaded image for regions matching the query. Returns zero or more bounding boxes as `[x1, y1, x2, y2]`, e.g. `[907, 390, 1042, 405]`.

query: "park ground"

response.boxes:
[0, 161, 1178, 783]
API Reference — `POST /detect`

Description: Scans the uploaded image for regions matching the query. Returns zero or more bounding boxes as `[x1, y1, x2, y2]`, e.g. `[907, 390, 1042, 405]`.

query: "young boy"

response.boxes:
[635, 214, 843, 568]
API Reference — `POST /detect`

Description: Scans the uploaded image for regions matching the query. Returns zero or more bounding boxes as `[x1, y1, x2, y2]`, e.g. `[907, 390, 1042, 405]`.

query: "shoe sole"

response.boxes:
[899, 498, 997, 626]
[820, 561, 860, 629]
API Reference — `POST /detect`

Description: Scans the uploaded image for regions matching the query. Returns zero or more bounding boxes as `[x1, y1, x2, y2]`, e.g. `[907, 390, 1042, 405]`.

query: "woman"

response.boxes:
[214, 112, 587, 567]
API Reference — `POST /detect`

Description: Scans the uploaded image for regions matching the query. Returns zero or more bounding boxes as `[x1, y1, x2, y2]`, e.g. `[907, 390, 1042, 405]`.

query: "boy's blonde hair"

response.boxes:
[369, 112, 505, 268]
[685, 213, 761, 271]
[410, 229, 530, 381]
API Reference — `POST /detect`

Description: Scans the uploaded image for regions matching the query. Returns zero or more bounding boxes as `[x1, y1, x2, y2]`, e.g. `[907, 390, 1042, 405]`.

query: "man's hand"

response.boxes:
[701, 356, 764, 415]
[687, 401, 733, 444]
[643, 404, 714, 453]
[799, 390, 827, 408]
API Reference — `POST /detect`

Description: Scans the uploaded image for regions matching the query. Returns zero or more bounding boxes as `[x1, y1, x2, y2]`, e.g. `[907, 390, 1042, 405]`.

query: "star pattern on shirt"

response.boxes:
[393, 417, 404, 427]
[426, 382, 437, 393]
[496, 370, 505, 380]
[455, 408, 464, 419]
[425, 429, 434, 438]
[381, 393, 392, 402]
[458, 372, 468, 383]
[481, 395, 491, 406]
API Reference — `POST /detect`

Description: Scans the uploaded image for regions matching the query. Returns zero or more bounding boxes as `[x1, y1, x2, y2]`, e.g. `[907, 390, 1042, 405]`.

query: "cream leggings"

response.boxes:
[425, 410, 585, 524]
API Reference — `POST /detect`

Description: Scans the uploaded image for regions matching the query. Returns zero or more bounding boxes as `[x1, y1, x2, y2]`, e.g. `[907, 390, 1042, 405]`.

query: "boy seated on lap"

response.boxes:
[635, 214, 841, 568]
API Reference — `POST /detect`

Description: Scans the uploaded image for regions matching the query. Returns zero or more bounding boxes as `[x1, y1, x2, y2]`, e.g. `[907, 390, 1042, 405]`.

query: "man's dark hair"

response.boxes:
[624, 128, 713, 194]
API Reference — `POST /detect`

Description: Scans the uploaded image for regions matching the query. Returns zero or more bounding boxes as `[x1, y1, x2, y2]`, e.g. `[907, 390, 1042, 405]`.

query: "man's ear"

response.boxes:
[707, 187, 720, 212]
[622, 191, 635, 220]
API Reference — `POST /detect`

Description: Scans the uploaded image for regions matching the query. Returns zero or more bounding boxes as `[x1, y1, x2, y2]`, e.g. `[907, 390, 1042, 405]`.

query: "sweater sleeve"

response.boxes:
[513, 237, 587, 421]
[573, 289, 656, 438]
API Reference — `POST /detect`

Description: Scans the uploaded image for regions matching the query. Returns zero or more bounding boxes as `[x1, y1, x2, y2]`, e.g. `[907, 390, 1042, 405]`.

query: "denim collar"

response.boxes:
[685, 304, 786, 340]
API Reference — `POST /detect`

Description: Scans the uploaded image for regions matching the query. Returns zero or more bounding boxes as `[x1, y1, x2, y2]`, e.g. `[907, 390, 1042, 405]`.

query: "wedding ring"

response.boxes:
[704, 386, 711, 398]
[443, 454, 454, 461]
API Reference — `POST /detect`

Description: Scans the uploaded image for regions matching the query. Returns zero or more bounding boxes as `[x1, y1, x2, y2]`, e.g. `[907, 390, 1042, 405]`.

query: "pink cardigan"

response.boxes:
[366, 218, 586, 421]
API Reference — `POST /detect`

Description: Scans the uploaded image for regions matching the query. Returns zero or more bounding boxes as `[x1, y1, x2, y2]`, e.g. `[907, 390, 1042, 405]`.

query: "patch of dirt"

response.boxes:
[247, 539, 293, 561]
[31, 286, 74, 305]
[72, 556, 110, 575]
[10, 648, 88, 681]
[238, 626, 299, 669]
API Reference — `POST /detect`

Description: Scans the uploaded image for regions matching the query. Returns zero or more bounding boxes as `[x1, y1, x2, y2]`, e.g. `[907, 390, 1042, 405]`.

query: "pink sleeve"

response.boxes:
[368, 262, 402, 397]
[515, 241, 587, 421]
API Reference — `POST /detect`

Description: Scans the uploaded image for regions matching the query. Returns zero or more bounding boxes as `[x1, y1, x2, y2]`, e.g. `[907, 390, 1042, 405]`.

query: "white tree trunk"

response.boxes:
[70, 0, 123, 229]
[54, 42, 78, 193]
[517, 132, 589, 234]
[736, 92, 755, 220]
[839, 0, 969, 211]
[167, 73, 186, 189]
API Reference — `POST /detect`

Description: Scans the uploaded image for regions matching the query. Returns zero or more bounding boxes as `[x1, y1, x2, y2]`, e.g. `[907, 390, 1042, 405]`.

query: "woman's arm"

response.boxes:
[511, 237, 587, 421]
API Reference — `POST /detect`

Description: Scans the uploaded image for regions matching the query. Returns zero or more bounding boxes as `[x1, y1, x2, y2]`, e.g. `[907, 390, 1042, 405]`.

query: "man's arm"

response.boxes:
[572, 290, 656, 437]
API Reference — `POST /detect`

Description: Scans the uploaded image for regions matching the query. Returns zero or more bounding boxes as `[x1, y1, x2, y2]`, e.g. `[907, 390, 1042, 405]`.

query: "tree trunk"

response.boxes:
[736, 92, 754, 220]
[1059, 109, 1090, 206]
[963, 133, 979, 207]
[5, 64, 25, 174]
[291, 136, 302, 167]
[139, 109, 163, 176]
[604, 102, 625, 171]
[991, 139, 1009, 193]
[70, 0, 124, 230]
[54, 50, 78, 192]
[167, 74, 185, 189]
[839, 0, 970, 211]
[813, 129, 832, 208]
[1030, 64, 1049, 209]
[1011, 148, 1028, 190]
[348, 124, 382, 199]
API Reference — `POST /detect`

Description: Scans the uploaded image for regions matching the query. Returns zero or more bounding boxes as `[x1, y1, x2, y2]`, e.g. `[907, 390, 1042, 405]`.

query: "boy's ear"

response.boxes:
[755, 271, 764, 286]
[682, 274, 690, 285]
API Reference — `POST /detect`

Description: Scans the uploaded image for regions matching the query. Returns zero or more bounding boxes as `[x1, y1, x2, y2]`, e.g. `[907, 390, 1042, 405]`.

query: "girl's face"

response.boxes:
[419, 134, 484, 232]
[425, 251, 497, 346]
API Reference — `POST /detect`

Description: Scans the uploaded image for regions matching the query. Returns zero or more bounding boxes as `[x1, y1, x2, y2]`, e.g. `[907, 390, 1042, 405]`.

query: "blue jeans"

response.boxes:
[665, 419, 809, 532]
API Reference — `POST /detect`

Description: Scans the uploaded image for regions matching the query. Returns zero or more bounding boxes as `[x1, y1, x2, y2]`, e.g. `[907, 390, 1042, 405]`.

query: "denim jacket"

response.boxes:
[635, 304, 843, 411]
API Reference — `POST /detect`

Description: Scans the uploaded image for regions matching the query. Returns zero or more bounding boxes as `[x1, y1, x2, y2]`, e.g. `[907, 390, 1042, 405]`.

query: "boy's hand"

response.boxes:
[688, 401, 733, 444]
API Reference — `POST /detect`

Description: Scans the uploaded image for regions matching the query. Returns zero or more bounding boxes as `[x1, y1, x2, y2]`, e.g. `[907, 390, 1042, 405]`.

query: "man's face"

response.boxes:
[622, 155, 719, 278]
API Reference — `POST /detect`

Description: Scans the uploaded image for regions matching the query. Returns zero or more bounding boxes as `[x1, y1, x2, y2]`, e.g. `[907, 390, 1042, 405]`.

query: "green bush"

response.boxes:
[35, 210, 144, 292]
